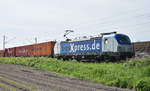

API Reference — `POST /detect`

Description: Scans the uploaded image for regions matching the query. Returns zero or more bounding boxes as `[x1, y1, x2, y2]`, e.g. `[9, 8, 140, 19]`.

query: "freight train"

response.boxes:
[0, 32, 135, 62]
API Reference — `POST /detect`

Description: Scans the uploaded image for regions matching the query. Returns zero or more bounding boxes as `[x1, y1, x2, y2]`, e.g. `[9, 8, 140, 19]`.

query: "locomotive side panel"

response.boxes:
[54, 42, 61, 56]
[60, 39, 102, 55]
[102, 37, 118, 52]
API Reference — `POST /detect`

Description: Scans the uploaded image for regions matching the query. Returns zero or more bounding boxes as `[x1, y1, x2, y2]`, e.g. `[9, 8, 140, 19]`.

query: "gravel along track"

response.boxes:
[0, 63, 134, 91]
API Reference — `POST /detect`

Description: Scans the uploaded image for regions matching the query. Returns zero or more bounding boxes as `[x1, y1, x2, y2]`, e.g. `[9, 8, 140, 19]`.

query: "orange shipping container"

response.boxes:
[5, 48, 16, 57]
[0, 50, 4, 57]
[30, 41, 56, 56]
[16, 45, 32, 57]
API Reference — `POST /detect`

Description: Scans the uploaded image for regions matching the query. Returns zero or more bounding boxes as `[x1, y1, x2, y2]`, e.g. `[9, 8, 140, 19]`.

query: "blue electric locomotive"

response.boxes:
[54, 32, 134, 61]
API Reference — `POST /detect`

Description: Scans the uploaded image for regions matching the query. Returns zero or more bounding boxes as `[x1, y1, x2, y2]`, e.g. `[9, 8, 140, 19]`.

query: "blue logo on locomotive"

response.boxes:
[60, 39, 102, 54]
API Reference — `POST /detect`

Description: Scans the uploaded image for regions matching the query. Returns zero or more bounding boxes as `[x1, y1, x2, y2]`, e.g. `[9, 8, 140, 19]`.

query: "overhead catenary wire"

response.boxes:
[73, 10, 150, 37]
[74, 7, 150, 30]
[76, 13, 150, 31]
[78, 8, 147, 25]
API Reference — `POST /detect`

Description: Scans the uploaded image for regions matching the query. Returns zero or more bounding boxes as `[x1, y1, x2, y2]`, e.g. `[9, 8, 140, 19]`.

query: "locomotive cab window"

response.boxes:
[116, 34, 131, 44]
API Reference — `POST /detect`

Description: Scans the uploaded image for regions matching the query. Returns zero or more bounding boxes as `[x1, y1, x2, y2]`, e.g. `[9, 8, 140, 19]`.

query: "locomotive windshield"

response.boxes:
[116, 34, 131, 44]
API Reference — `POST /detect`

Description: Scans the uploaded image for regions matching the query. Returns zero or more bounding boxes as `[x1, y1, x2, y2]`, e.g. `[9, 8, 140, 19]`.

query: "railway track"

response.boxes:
[0, 63, 134, 91]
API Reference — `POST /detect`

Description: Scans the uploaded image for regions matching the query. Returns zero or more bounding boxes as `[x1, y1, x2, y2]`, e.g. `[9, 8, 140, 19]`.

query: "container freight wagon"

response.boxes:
[4, 48, 16, 57]
[16, 45, 32, 57]
[3, 41, 56, 57]
[30, 41, 56, 57]
[0, 50, 4, 57]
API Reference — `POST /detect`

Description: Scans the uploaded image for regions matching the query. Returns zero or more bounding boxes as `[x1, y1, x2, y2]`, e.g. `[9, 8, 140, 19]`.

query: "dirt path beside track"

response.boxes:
[0, 63, 134, 91]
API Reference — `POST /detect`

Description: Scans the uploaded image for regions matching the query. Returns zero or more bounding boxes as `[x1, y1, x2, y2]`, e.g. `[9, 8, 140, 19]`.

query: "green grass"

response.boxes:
[0, 57, 150, 91]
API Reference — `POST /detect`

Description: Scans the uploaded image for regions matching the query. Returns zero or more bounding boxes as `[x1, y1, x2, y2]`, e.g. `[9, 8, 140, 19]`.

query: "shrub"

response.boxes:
[135, 80, 150, 91]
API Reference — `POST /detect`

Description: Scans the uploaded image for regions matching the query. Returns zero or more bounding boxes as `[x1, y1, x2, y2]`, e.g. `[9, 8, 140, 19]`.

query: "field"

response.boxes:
[0, 57, 150, 91]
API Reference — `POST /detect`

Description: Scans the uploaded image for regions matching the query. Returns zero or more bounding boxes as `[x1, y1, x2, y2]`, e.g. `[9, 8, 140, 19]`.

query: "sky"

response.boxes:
[0, 0, 150, 49]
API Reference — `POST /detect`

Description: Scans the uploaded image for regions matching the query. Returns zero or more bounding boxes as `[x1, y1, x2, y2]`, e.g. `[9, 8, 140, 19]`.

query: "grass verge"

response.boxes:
[0, 57, 150, 91]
